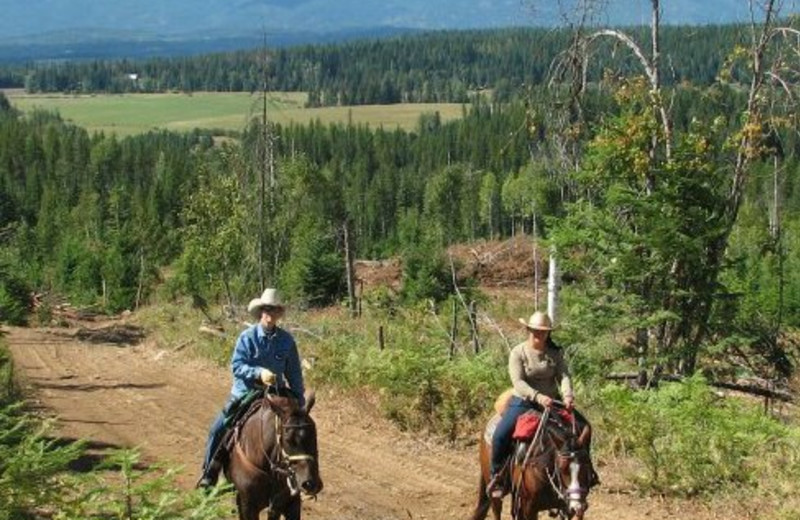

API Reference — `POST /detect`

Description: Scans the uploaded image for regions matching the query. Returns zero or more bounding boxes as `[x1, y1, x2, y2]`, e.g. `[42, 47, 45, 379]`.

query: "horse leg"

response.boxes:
[489, 496, 502, 520]
[469, 472, 491, 520]
[235, 495, 247, 520]
[236, 493, 261, 520]
[283, 496, 302, 520]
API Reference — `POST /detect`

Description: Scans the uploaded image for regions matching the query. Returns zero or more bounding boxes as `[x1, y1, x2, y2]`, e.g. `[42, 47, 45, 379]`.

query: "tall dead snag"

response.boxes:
[343, 219, 357, 318]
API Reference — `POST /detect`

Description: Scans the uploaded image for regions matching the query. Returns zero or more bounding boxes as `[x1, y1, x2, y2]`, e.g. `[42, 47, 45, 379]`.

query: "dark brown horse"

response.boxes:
[470, 408, 593, 520]
[223, 390, 323, 520]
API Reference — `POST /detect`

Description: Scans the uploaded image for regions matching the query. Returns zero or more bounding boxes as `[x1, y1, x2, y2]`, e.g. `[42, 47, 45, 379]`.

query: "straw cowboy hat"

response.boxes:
[247, 288, 284, 319]
[518, 310, 553, 331]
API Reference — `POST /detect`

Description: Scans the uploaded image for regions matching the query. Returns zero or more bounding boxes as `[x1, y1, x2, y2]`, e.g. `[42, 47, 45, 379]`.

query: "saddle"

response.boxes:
[221, 387, 296, 455]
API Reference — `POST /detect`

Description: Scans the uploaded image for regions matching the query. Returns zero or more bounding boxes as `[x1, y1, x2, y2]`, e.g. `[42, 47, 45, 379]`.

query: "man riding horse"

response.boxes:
[198, 288, 306, 489]
[485, 311, 598, 499]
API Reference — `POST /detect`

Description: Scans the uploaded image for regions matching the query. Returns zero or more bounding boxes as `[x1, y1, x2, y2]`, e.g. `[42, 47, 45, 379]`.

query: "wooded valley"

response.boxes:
[3, 2, 800, 517]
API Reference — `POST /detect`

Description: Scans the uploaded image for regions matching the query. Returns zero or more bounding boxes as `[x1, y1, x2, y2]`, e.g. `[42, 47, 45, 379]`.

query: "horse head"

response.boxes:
[267, 390, 323, 498]
[555, 443, 591, 519]
[514, 411, 592, 520]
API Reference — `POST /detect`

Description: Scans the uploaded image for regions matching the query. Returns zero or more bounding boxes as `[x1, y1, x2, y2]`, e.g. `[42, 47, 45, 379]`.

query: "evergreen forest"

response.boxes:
[2, 25, 751, 104]
[3, 11, 800, 380]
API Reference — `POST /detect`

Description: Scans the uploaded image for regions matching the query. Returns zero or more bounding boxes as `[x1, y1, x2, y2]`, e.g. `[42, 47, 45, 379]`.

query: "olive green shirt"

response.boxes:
[509, 341, 573, 402]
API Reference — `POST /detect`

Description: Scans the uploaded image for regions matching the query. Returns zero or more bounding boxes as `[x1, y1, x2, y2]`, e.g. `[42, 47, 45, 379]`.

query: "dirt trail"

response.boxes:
[5, 323, 718, 520]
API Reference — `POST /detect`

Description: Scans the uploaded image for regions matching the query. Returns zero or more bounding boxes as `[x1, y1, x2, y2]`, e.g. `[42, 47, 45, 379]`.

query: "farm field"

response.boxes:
[2, 89, 466, 136]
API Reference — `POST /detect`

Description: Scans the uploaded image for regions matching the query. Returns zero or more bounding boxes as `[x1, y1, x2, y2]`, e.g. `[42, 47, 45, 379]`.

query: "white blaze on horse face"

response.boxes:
[566, 458, 586, 514]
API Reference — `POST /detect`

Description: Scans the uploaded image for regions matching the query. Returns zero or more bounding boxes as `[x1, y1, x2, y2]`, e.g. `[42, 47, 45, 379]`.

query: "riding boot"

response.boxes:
[197, 459, 222, 489]
[486, 472, 504, 499]
[486, 460, 508, 499]
[588, 461, 600, 488]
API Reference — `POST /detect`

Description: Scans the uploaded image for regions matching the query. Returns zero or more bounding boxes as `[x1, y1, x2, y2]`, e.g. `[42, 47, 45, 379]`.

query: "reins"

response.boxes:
[237, 393, 317, 492]
[513, 406, 551, 519]
[512, 406, 586, 520]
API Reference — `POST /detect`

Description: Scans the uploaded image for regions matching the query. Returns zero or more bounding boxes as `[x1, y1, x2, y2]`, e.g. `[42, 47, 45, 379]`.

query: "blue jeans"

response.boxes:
[203, 395, 237, 469]
[490, 396, 540, 475]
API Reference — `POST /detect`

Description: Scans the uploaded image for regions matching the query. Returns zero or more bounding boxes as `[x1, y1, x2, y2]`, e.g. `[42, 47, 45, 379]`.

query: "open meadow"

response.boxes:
[2, 89, 466, 136]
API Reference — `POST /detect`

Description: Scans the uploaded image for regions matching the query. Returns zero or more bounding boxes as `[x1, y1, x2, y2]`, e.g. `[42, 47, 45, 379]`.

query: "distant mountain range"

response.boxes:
[0, 0, 788, 62]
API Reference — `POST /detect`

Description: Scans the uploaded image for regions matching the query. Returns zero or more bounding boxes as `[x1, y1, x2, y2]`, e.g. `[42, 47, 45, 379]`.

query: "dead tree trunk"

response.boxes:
[343, 220, 357, 318]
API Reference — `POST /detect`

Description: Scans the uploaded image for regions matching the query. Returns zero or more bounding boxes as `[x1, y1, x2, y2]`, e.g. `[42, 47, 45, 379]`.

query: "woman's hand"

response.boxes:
[564, 395, 575, 410]
[535, 393, 553, 408]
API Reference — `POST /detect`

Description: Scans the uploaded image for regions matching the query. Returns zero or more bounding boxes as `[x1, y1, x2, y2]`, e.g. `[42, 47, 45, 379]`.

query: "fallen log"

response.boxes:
[606, 372, 794, 402]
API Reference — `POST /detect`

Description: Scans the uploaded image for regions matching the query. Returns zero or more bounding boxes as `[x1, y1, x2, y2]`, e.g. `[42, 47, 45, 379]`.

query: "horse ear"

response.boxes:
[267, 395, 294, 419]
[303, 390, 316, 414]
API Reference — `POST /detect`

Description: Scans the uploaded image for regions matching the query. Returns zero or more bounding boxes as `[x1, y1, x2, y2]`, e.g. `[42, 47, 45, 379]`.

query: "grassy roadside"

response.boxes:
[0, 338, 15, 402]
[3, 90, 467, 136]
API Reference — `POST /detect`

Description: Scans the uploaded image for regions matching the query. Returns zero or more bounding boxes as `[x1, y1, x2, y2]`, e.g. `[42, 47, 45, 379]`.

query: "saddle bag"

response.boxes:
[512, 412, 541, 441]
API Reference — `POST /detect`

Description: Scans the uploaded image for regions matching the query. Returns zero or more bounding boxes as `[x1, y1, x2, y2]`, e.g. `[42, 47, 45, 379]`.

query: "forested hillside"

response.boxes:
[6, 3, 800, 516]
[2, 72, 799, 367]
[0, 0, 798, 439]
[9, 25, 747, 105]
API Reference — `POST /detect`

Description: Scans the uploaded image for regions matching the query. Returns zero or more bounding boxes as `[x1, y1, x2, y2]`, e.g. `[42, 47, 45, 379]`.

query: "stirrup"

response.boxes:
[486, 473, 503, 498]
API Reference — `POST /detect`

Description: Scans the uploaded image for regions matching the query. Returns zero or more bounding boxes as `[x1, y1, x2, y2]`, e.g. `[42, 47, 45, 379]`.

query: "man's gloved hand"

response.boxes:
[535, 393, 553, 408]
[260, 368, 276, 385]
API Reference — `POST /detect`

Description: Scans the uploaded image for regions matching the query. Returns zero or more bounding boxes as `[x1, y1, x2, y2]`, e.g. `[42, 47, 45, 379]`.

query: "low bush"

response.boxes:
[590, 374, 800, 497]
[310, 304, 508, 441]
[0, 263, 29, 326]
[0, 341, 230, 520]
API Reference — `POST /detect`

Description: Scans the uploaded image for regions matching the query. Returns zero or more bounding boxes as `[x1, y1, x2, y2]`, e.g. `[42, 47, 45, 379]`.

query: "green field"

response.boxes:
[3, 90, 465, 136]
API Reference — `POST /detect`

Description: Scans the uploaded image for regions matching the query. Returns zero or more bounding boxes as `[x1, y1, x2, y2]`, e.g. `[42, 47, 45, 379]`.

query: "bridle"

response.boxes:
[547, 447, 589, 517]
[256, 395, 319, 497]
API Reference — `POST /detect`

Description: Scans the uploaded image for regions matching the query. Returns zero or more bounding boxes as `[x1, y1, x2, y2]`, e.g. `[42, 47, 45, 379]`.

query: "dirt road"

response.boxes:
[5, 323, 718, 520]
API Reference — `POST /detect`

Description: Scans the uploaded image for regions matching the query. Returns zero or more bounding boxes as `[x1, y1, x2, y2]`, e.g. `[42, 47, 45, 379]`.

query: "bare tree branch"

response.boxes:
[588, 28, 673, 161]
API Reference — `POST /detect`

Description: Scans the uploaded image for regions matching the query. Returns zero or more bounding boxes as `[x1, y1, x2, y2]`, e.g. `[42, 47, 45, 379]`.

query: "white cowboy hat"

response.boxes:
[518, 311, 553, 331]
[247, 288, 284, 319]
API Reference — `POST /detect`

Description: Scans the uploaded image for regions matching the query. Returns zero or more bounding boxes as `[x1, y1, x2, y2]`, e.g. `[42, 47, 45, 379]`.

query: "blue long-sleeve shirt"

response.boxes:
[230, 324, 305, 407]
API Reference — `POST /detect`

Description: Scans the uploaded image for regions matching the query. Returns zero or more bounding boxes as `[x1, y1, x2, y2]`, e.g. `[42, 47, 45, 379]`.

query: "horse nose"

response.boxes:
[569, 500, 586, 518]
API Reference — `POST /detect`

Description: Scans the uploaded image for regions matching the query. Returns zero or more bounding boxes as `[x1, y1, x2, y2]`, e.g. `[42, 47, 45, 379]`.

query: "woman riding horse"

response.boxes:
[198, 288, 306, 489]
[485, 311, 597, 498]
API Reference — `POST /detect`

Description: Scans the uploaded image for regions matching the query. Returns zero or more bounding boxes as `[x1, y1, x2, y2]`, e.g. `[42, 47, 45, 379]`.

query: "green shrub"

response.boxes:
[0, 264, 29, 326]
[62, 449, 232, 520]
[311, 308, 507, 440]
[0, 402, 86, 519]
[0, 342, 229, 520]
[591, 375, 800, 497]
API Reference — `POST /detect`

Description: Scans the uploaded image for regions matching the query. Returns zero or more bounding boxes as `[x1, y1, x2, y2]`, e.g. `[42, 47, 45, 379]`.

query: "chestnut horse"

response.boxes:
[223, 390, 323, 520]
[470, 407, 592, 520]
